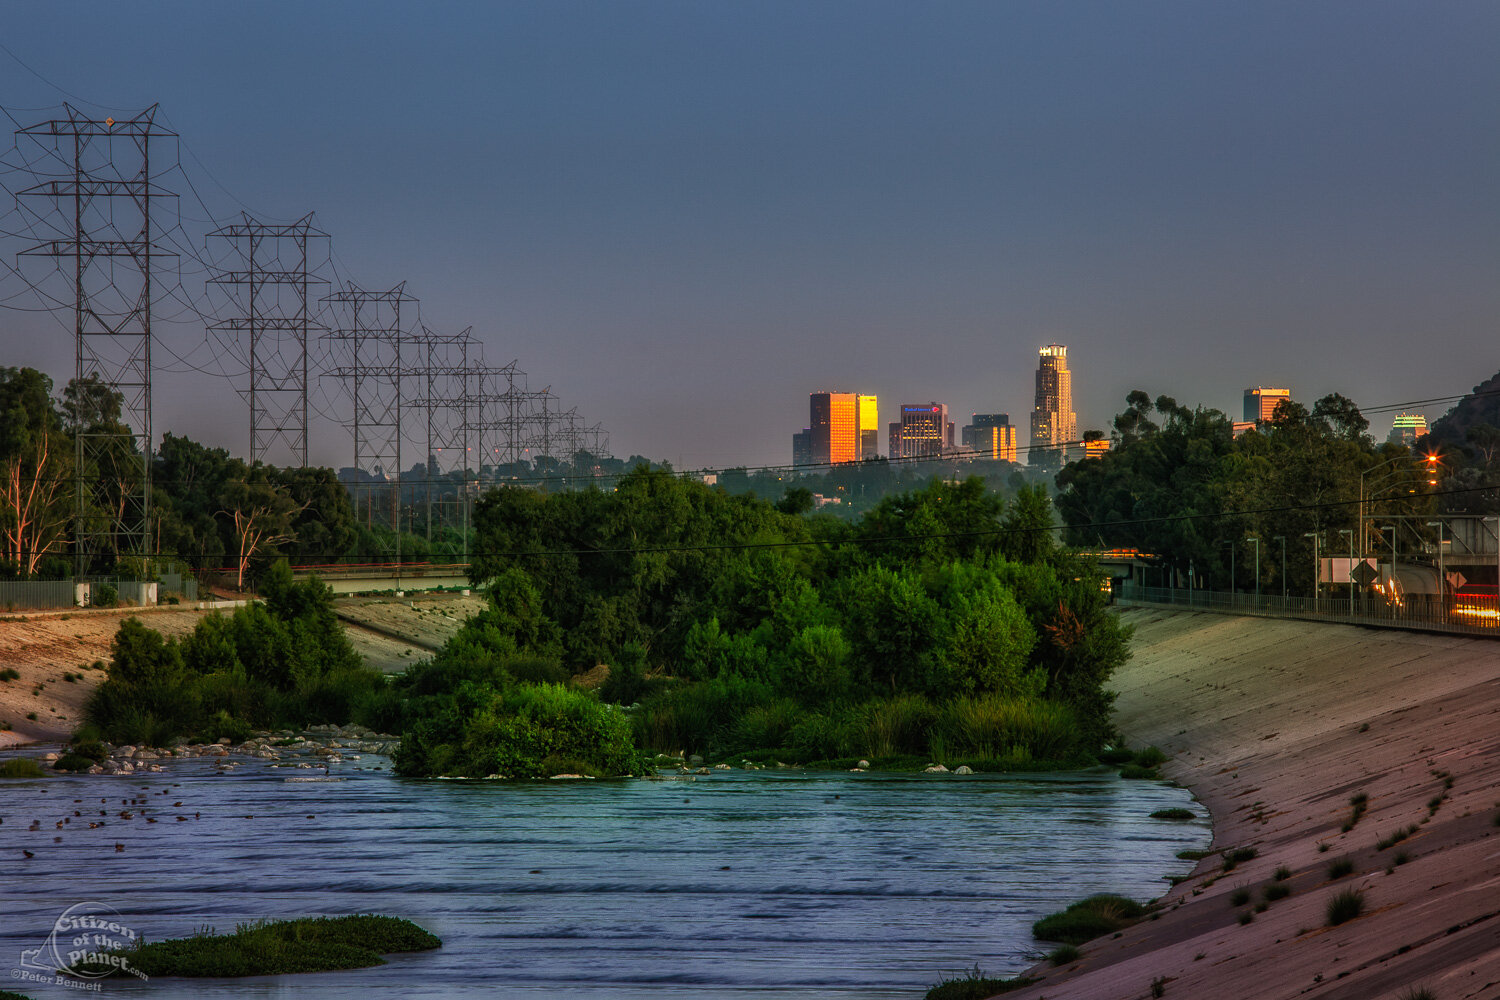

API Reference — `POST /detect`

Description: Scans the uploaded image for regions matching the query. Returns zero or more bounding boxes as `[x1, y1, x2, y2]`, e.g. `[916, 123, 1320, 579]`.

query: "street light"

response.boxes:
[1339, 528, 1354, 613]
[1246, 536, 1261, 608]
[1304, 532, 1320, 609]
[1272, 535, 1287, 601]
[1359, 455, 1416, 558]
[1427, 519, 1445, 620]
[1221, 539, 1236, 603]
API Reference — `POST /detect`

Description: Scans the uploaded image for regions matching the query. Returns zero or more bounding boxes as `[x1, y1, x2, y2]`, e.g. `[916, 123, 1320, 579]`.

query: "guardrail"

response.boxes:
[1118, 584, 1500, 639]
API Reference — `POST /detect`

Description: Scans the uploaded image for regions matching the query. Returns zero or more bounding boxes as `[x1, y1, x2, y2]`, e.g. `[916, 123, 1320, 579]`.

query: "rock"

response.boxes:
[133, 750, 158, 761]
[849, 767, 866, 773]
[954, 765, 974, 775]
[42, 752, 59, 761]
[694, 767, 712, 775]
[857, 759, 870, 769]
[689, 754, 704, 765]
[714, 763, 732, 770]
[923, 764, 949, 774]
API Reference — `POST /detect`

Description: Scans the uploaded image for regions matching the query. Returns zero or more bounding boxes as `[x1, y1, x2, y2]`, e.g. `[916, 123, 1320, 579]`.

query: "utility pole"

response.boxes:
[17, 105, 177, 579]
[207, 213, 328, 467]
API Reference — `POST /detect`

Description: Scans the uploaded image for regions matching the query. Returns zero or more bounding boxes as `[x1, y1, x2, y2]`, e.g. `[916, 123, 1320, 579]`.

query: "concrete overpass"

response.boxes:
[289, 562, 473, 595]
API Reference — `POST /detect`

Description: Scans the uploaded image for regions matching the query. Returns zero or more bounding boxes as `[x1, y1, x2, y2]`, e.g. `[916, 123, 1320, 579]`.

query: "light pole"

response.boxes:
[1359, 455, 1411, 560]
[1273, 535, 1286, 601]
[1304, 532, 1320, 610]
[1339, 528, 1354, 614]
[1245, 536, 1260, 608]
[1427, 519, 1445, 621]
[1221, 539, 1235, 605]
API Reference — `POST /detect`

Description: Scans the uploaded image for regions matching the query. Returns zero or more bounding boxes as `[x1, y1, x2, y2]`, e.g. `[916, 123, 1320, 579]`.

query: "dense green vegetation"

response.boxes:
[387, 468, 1132, 778]
[1055, 390, 1438, 593]
[81, 915, 438, 978]
[81, 564, 386, 746]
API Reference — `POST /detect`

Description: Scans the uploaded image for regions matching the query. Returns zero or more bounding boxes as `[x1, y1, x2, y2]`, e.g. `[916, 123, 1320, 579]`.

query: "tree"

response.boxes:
[0, 368, 70, 575]
[219, 469, 305, 589]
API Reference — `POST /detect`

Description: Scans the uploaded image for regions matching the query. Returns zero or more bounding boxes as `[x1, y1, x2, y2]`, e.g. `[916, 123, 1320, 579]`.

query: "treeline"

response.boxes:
[1054, 390, 1439, 594]
[387, 469, 1131, 778]
[0, 366, 461, 585]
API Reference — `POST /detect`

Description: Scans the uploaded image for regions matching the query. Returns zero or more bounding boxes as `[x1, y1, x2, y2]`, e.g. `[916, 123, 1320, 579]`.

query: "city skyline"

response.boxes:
[0, 3, 1495, 471]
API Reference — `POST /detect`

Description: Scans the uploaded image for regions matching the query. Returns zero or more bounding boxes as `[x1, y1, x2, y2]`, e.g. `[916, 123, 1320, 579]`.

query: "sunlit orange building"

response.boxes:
[797, 391, 879, 465]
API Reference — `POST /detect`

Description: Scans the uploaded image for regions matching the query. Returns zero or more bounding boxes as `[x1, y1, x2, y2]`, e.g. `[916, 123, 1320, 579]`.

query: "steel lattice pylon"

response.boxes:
[16, 105, 178, 576]
[207, 213, 328, 467]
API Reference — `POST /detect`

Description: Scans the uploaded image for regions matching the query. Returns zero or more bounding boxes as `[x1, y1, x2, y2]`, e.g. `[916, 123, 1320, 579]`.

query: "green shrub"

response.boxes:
[93, 583, 118, 608]
[1133, 746, 1168, 768]
[1325, 888, 1365, 926]
[66, 740, 107, 762]
[0, 667, 20, 682]
[1151, 807, 1194, 820]
[1119, 764, 1158, 780]
[1047, 944, 1080, 966]
[1263, 883, 1292, 902]
[53, 753, 96, 771]
[1272, 865, 1292, 882]
[1327, 857, 1354, 880]
[1033, 894, 1147, 945]
[1229, 887, 1250, 907]
[1396, 987, 1435, 1000]
[0, 758, 46, 779]
[1221, 847, 1257, 871]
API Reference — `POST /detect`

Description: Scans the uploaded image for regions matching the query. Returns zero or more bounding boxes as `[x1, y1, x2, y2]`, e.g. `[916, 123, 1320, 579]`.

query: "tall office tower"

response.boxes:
[791, 428, 813, 466]
[1029, 344, 1077, 465]
[892, 402, 952, 459]
[857, 394, 879, 459]
[963, 413, 1018, 462]
[807, 391, 879, 464]
[1387, 412, 1428, 447]
[1244, 386, 1292, 423]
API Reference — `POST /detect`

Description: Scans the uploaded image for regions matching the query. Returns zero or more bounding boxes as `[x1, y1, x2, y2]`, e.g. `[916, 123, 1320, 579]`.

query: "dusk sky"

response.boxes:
[1, 2, 1497, 471]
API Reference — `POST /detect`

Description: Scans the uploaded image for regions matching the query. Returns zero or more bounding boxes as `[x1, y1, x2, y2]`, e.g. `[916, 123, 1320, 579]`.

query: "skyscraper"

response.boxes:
[796, 391, 879, 465]
[891, 402, 953, 459]
[1029, 344, 1076, 465]
[963, 413, 1018, 462]
[1244, 386, 1292, 423]
[1387, 412, 1428, 447]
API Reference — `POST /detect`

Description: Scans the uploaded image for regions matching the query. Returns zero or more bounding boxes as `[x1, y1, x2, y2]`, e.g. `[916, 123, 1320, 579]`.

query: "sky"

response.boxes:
[0, 1, 1497, 471]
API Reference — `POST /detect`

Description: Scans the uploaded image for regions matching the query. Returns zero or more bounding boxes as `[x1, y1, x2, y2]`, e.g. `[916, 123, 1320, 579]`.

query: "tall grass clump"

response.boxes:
[938, 695, 1078, 762]
[1327, 856, 1355, 880]
[0, 758, 46, 779]
[862, 693, 938, 758]
[1325, 888, 1366, 926]
[1033, 894, 1147, 945]
[925, 965, 1035, 1000]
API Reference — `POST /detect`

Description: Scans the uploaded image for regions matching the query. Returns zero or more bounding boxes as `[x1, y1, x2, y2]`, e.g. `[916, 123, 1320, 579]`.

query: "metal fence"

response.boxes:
[1118, 583, 1500, 639]
[0, 579, 75, 611]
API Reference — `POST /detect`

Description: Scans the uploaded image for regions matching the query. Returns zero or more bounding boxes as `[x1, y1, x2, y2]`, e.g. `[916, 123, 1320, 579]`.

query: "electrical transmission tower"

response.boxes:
[16, 105, 178, 577]
[207, 213, 328, 467]
[408, 324, 476, 546]
[321, 282, 416, 534]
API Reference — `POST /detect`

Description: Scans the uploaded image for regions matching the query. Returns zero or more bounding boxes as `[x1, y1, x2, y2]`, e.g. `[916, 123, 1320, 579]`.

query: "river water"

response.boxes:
[1, 753, 1209, 999]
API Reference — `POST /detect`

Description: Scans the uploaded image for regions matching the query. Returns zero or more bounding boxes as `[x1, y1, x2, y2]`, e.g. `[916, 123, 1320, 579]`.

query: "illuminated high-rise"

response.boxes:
[891, 402, 953, 459]
[797, 391, 879, 465]
[963, 413, 1018, 462]
[1029, 344, 1077, 464]
[1244, 386, 1291, 423]
[1387, 412, 1428, 447]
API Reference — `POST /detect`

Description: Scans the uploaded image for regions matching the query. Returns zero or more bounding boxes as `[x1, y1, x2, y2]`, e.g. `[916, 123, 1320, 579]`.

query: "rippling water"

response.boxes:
[1, 752, 1209, 998]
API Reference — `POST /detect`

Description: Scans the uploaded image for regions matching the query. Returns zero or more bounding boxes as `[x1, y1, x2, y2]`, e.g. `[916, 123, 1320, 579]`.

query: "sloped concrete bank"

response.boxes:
[1003, 608, 1500, 1000]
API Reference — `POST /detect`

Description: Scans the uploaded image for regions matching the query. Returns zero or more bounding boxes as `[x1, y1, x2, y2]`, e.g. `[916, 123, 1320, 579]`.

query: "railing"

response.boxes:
[1118, 583, 1500, 639]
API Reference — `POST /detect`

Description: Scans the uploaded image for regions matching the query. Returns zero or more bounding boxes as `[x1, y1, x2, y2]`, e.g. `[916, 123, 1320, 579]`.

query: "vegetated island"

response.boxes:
[74, 469, 1137, 781]
[75, 915, 440, 979]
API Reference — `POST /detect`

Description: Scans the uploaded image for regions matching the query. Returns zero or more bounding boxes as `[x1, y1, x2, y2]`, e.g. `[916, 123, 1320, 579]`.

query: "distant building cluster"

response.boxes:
[790, 350, 1427, 469]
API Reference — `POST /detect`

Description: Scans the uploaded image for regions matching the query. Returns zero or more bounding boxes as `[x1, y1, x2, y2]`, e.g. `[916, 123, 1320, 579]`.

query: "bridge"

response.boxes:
[289, 562, 474, 595]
